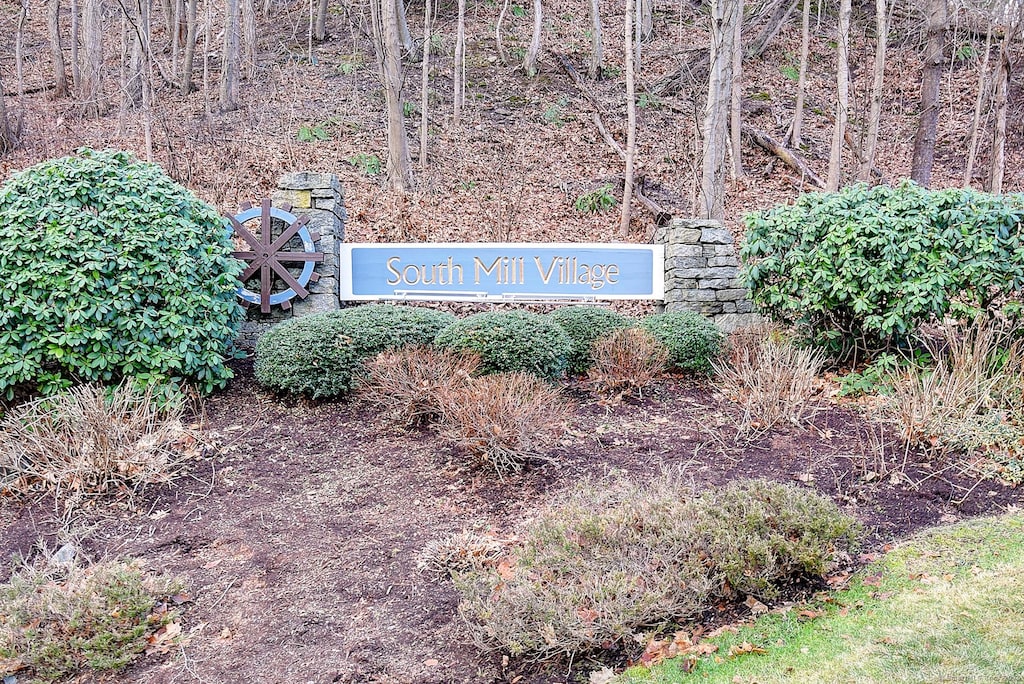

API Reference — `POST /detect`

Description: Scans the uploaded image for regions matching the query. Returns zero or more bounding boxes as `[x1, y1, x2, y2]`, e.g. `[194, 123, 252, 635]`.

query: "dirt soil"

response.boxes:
[2, 359, 1021, 684]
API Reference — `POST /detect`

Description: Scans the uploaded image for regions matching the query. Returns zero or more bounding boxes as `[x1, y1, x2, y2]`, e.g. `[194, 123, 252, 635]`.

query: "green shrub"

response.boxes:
[741, 182, 1024, 359]
[434, 311, 573, 379]
[695, 480, 862, 599]
[451, 476, 860, 661]
[0, 148, 243, 398]
[0, 559, 181, 682]
[254, 304, 455, 399]
[639, 312, 723, 373]
[549, 306, 634, 375]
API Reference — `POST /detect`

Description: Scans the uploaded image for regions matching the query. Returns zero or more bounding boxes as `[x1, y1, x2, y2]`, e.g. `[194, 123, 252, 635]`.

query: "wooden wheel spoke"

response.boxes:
[267, 215, 312, 254]
[269, 258, 310, 299]
[275, 252, 324, 263]
[229, 215, 263, 251]
[260, 262, 272, 313]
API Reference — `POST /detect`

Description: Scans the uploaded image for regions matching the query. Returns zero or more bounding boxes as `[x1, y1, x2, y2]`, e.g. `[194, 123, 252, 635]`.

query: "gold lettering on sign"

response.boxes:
[473, 256, 525, 284]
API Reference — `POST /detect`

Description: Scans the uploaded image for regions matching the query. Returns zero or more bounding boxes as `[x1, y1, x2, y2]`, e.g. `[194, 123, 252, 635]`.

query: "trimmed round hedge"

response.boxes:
[0, 148, 243, 397]
[640, 312, 723, 373]
[434, 311, 573, 379]
[548, 306, 635, 376]
[254, 304, 456, 399]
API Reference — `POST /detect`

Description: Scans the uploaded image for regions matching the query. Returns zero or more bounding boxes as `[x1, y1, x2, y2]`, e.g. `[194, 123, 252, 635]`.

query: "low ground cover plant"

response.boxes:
[0, 148, 244, 398]
[588, 327, 669, 397]
[438, 372, 569, 476]
[548, 306, 635, 376]
[0, 558, 183, 683]
[0, 382, 192, 514]
[639, 312, 723, 374]
[742, 182, 1024, 360]
[434, 311, 573, 379]
[621, 512, 1024, 683]
[254, 304, 455, 399]
[361, 346, 480, 426]
[714, 328, 824, 432]
[450, 476, 859, 661]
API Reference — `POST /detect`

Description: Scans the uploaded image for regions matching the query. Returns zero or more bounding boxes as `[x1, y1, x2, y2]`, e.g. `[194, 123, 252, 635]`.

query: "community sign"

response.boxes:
[339, 243, 664, 302]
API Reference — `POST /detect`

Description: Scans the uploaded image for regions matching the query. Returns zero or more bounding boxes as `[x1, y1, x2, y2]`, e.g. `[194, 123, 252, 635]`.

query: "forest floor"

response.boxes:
[2, 360, 1020, 684]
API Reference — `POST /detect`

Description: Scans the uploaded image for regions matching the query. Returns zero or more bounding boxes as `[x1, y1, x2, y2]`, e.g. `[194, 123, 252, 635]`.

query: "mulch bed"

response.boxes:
[1, 359, 1020, 683]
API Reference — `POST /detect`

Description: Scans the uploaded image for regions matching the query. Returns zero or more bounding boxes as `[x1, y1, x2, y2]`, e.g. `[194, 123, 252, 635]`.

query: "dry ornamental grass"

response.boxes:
[0, 383, 195, 515]
[438, 372, 570, 476]
[361, 346, 481, 426]
[587, 327, 670, 398]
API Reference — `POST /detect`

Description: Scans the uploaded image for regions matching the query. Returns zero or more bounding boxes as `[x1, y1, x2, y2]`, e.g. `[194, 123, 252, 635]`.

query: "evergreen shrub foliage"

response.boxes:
[0, 148, 244, 397]
[434, 311, 573, 379]
[254, 304, 455, 399]
[548, 306, 635, 375]
[452, 477, 860, 660]
[742, 182, 1024, 358]
[639, 312, 723, 373]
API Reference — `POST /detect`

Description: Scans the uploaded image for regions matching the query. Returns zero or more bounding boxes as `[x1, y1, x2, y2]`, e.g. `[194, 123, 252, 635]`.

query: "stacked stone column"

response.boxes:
[653, 218, 760, 332]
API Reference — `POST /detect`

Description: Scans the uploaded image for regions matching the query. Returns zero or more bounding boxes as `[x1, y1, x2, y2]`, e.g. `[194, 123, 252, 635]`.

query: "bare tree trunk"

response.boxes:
[203, 0, 212, 115]
[858, 0, 886, 181]
[589, 0, 603, 79]
[315, 0, 328, 40]
[16, 0, 28, 102]
[0, 72, 14, 153]
[638, 0, 652, 40]
[397, 0, 415, 55]
[964, 24, 992, 187]
[171, 0, 183, 76]
[126, 0, 145, 107]
[161, 0, 172, 37]
[220, 0, 240, 110]
[700, 0, 738, 220]
[988, 32, 1010, 193]
[524, 0, 542, 76]
[372, 0, 413, 191]
[495, 0, 510, 64]
[826, 0, 850, 191]
[789, 0, 809, 147]
[242, 0, 256, 79]
[453, 0, 466, 125]
[80, 0, 107, 117]
[71, 0, 81, 90]
[620, 0, 637, 237]
[419, 0, 432, 167]
[747, 0, 797, 58]
[910, 0, 947, 187]
[49, 0, 70, 97]
[729, 0, 744, 179]
[140, 0, 154, 160]
[181, 0, 198, 94]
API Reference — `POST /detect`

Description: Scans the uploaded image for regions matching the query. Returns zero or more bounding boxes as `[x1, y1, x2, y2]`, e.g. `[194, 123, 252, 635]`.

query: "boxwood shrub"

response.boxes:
[254, 304, 455, 399]
[548, 306, 635, 375]
[0, 148, 244, 397]
[434, 311, 573, 379]
[639, 311, 723, 373]
[742, 182, 1024, 358]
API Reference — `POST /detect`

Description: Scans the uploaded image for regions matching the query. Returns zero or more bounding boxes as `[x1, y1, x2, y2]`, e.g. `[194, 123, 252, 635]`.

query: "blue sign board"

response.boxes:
[339, 243, 664, 301]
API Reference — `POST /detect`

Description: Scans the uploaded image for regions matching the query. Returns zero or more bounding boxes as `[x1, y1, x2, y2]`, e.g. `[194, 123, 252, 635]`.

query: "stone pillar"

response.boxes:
[236, 172, 346, 349]
[653, 218, 760, 332]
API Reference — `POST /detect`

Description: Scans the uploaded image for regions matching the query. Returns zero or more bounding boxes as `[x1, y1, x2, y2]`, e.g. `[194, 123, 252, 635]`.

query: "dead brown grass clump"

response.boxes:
[713, 328, 824, 432]
[0, 383, 193, 513]
[886, 320, 1024, 466]
[361, 346, 480, 426]
[587, 327, 669, 398]
[438, 372, 569, 476]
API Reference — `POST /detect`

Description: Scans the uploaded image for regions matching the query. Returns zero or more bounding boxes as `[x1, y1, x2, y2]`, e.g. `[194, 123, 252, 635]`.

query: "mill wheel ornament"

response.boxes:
[227, 199, 324, 313]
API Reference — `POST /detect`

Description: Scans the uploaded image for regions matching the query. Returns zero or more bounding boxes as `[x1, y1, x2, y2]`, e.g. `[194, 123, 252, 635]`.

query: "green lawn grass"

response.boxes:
[620, 511, 1024, 684]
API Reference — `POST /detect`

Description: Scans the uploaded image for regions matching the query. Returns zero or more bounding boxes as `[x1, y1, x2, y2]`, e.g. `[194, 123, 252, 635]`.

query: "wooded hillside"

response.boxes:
[0, 0, 1021, 241]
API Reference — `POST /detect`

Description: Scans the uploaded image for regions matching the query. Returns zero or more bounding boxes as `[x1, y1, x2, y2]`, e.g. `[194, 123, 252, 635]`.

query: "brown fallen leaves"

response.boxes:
[638, 630, 719, 669]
